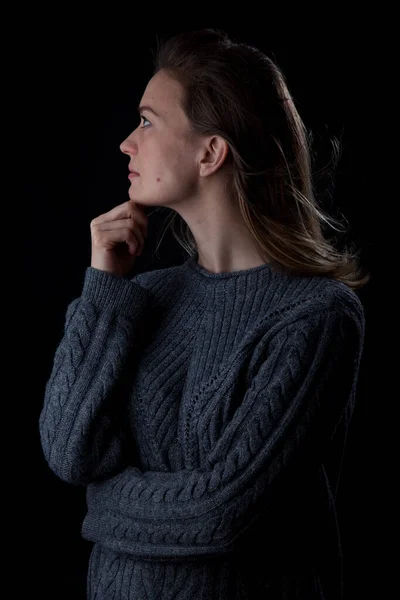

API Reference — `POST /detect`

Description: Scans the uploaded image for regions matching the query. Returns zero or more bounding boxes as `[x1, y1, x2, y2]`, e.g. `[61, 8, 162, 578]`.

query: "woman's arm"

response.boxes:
[82, 304, 364, 559]
[39, 267, 149, 485]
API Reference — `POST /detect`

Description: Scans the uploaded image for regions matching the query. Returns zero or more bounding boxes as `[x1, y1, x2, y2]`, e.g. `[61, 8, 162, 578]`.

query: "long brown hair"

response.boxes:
[149, 28, 370, 290]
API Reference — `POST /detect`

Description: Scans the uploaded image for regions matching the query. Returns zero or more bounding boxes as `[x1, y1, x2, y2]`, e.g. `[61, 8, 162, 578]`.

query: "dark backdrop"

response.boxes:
[18, 17, 378, 600]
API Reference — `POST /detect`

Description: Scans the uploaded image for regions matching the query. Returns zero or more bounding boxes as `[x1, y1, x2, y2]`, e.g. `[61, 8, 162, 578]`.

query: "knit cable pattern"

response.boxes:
[82, 307, 362, 559]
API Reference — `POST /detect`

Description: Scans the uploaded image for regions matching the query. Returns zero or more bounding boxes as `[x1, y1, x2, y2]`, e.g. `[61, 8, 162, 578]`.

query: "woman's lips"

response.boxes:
[128, 172, 140, 178]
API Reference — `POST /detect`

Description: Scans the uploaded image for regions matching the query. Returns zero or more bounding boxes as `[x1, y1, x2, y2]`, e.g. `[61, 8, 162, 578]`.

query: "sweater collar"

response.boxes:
[185, 251, 275, 280]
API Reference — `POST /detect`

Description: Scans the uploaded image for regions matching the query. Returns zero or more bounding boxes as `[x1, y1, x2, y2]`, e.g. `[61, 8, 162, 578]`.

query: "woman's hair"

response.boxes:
[150, 28, 370, 290]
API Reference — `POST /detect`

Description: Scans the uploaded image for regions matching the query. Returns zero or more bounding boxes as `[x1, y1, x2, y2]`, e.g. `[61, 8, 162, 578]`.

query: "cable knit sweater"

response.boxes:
[39, 252, 365, 599]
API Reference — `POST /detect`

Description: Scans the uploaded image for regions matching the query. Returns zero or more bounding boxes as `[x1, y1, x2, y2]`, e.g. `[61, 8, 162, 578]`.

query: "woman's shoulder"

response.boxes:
[313, 276, 365, 325]
[266, 273, 365, 336]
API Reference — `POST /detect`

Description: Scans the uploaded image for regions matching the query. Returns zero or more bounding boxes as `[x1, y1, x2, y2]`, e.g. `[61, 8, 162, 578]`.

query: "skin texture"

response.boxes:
[120, 69, 268, 273]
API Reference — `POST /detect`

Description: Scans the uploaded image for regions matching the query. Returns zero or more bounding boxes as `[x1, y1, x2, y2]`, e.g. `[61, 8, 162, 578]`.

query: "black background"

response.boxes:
[16, 13, 383, 599]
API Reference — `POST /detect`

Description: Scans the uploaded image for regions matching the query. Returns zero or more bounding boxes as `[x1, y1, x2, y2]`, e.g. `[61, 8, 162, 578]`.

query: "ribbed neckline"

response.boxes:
[185, 251, 274, 279]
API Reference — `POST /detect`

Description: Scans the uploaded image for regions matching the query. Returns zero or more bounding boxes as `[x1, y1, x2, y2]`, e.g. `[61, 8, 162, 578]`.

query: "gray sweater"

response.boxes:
[39, 253, 365, 599]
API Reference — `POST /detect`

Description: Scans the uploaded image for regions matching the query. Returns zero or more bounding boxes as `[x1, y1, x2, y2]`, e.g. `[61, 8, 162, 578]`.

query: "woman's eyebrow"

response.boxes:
[137, 105, 161, 118]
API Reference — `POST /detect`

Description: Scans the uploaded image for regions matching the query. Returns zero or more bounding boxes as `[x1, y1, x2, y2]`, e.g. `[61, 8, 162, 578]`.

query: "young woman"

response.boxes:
[39, 28, 369, 599]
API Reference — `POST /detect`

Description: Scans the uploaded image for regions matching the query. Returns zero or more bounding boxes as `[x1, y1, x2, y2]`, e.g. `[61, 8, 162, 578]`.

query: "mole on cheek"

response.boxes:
[156, 177, 161, 182]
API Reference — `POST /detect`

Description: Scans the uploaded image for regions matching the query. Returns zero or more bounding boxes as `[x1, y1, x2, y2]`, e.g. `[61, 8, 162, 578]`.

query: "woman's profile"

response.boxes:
[39, 28, 369, 599]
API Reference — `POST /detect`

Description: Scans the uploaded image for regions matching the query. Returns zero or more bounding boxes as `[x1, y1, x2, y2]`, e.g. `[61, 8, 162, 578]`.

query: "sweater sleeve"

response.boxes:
[39, 267, 149, 485]
[81, 304, 364, 559]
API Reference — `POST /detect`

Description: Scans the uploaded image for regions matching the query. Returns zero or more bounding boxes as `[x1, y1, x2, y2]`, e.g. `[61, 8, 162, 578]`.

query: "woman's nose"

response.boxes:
[119, 134, 137, 155]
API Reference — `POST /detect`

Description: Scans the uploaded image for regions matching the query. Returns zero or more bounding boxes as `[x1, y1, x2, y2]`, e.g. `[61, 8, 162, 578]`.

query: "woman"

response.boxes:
[39, 28, 369, 599]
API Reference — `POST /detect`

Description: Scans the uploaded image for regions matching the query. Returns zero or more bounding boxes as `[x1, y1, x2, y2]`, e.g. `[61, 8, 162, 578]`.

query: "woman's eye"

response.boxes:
[140, 116, 151, 128]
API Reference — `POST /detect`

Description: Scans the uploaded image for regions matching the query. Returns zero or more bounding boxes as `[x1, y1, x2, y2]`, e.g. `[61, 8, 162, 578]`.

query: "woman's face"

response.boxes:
[120, 69, 202, 209]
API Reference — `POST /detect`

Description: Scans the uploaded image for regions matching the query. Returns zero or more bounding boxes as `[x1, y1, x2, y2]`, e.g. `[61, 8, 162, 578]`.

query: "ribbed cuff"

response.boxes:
[81, 267, 148, 317]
